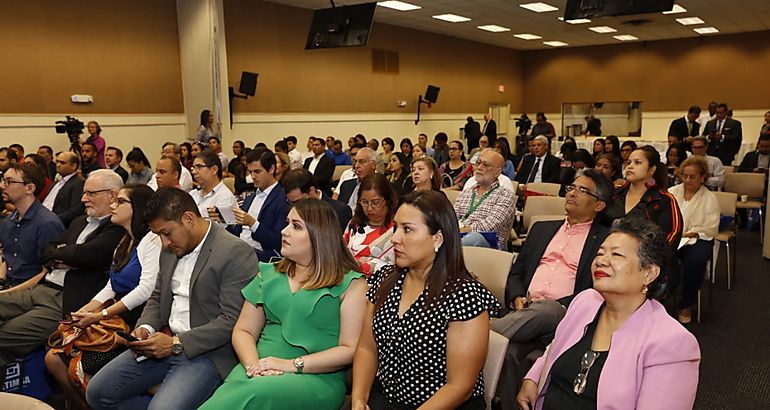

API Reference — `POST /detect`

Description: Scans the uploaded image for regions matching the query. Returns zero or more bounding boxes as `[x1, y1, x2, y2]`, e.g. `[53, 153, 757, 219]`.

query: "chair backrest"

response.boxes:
[525, 182, 561, 196]
[483, 331, 509, 410]
[528, 214, 566, 233]
[713, 191, 738, 217]
[462, 246, 515, 305]
[333, 165, 351, 181]
[0, 393, 54, 410]
[441, 188, 461, 205]
[522, 196, 566, 230]
[724, 173, 765, 198]
[510, 180, 519, 194]
[222, 176, 235, 193]
[723, 166, 735, 174]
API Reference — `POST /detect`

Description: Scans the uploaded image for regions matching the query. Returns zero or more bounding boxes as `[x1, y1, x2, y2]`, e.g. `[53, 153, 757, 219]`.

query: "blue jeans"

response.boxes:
[86, 350, 222, 410]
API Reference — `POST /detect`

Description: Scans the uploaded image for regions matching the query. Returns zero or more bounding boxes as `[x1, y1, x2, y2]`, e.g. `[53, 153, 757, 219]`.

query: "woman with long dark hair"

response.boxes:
[666, 143, 688, 187]
[400, 138, 414, 164]
[603, 135, 621, 159]
[386, 152, 412, 196]
[45, 184, 159, 409]
[411, 157, 442, 192]
[351, 190, 500, 410]
[179, 142, 194, 171]
[196, 109, 216, 143]
[493, 138, 517, 181]
[439, 140, 473, 190]
[344, 174, 399, 277]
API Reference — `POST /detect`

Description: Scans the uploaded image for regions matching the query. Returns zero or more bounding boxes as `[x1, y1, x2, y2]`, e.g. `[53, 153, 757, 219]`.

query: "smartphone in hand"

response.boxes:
[117, 331, 139, 343]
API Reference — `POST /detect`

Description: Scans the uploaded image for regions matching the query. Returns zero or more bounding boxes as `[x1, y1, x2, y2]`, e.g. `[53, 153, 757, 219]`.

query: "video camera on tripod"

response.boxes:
[513, 113, 532, 156]
[55, 116, 85, 154]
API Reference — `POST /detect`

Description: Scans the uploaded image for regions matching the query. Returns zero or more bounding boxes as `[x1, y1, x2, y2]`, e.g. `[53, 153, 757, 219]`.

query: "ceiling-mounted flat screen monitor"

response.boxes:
[305, 2, 376, 50]
[564, 0, 674, 19]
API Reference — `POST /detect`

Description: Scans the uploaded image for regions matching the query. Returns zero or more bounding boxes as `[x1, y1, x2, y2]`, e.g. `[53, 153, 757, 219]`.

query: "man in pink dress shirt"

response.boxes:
[494, 169, 613, 345]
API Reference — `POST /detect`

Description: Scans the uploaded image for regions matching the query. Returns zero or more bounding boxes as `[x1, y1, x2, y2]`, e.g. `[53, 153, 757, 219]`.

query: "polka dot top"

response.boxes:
[367, 265, 501, 406]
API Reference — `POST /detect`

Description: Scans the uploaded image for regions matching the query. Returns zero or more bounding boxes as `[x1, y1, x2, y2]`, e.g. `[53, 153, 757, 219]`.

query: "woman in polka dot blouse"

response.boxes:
[351, 190, 500, 410]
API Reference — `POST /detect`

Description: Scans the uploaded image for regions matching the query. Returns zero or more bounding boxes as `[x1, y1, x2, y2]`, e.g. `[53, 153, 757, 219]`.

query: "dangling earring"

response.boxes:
[641, 283, 648, 295]
[434, 245, 440, 253]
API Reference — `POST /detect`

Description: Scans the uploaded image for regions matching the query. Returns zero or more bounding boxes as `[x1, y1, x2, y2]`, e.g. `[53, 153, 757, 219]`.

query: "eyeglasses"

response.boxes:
[2, 178, 27, 185]
[573, 350, 601, 395]
[192, 164, 211, 170]
[564, 184, 602, 201]
[359, 199, 385, 209]
[116, 197, 132, 206]
[354, 159, 373, 165]
[83, 189, 112, 198]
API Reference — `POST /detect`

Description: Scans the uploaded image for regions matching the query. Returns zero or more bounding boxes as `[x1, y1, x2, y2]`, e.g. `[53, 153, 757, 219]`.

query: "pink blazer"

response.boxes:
[525, 289, 700, 410]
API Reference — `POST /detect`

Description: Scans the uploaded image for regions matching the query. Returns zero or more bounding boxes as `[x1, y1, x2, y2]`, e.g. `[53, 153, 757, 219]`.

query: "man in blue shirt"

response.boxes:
[0, 164, 64, 288]
[326, 139, 353, 166]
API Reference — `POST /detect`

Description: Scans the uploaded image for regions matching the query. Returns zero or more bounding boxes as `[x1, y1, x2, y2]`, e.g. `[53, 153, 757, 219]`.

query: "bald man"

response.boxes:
[454, 149, 516, 250]
[43, 151, 85, 227]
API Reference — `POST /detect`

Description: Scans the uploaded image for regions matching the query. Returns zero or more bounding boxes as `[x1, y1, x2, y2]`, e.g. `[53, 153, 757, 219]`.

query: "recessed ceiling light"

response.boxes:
[589, 26, 617, 33]
[376, 1, 421, 11]
[565, 18, 591, 24]
[514, 33, 543, 40]
[544, 41, 568, 47]
[432, 14, 471, 23]
[694, 26, 719, 34]
[477, 25, 511, 33]
[614, 34, 639, 41]
[520, 2, 559, 13]
[662, 4, 687, 14]
[676, 17, 705, 26]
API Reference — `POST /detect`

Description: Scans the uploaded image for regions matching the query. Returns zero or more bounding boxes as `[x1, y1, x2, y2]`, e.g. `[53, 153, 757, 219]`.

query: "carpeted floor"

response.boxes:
[690, 228, 770, 409]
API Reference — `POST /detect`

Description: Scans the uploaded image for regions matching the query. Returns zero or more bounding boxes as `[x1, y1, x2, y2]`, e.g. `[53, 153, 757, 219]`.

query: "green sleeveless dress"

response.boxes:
[199, 262, 362, 410]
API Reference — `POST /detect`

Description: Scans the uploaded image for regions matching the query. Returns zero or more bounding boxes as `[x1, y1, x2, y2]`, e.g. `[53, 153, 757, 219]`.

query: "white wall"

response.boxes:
[0, 114, 187, 166]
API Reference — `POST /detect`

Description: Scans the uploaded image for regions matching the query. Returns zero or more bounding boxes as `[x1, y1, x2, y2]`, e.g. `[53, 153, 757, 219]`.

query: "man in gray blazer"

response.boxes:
[86, 188, 258, 410]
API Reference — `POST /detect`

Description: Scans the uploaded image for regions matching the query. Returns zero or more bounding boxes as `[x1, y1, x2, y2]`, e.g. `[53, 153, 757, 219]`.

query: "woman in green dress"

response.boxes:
[200, 199, 367, 410]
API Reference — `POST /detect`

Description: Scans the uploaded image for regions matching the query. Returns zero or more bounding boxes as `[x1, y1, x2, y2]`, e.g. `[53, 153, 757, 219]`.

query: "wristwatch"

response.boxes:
[172, 335, 184, 355]
[101, 309, 109, 319]
[293, 356, 304, 374]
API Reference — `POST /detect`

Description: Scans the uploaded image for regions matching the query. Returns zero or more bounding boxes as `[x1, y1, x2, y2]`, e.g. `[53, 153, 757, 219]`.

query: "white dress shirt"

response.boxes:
[45, 216, 108, 286]
[308, 153, 324, 174]
[147, 163, 193, 192]
[288, 149, 303, 170]
[42, 173, 75, 210]
[531, 155, 546, 183]
[333, 168, 357, 195]
[701, 155, 725, 190]
[189, 181, 238, 219]
[168, 220, 212, 335]
[240, 182, 278, 250]
[92, 233, 161, 310]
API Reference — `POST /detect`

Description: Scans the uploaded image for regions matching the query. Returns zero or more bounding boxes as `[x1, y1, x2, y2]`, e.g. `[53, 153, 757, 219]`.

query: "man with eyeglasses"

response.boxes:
[0, 164, 64, 289]
[334, 147, 377, 211]
[282, 168, 351, 232]
[690, 136, 725, 190]
[43, 151, 86, 227]
[454, 149, 516, 250]
[0, 169, 125, 370]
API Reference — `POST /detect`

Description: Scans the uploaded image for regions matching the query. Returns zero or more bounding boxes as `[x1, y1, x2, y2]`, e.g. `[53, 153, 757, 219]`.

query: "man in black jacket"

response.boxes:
[0, 170, 124, 368]
[303, 137, 336, 195]
[668, 105, 702, 148]
[44, 151, 86, 227]
[482, 113, 497, 145]
[495, 170, 612, 344]
[738, 134, 770, 174]
[105, 146, 129, 183]
[464, 116, 482, 151]
[703, 102, 743, 165]
[282, 168, 352, 232]
[515, 135, 561, 185]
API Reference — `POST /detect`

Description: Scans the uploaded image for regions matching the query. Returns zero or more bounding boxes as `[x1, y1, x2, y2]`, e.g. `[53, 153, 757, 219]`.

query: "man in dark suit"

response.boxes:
[703, 102, 743, 165]
[105, 146, 128, 183]
[738, 134, 770, 174]
[464, 116, 482, 151]
[515, 135, 561, 185]
[86, 188, 257, 410]
[668, 105, 702, 148]
[0, 170, 125, 369]
[44, 151, 86, 227]
[496, 169, 612, 344]
[230, 149, 289, 262]
[482, 113, 497, 145]
[334, 147, 378, 211]
[303, 137, 336, 195]
[282, 168, 352, 232]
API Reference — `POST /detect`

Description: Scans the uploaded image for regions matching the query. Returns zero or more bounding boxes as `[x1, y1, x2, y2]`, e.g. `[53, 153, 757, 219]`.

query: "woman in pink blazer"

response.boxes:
[517, 217, 700, 410]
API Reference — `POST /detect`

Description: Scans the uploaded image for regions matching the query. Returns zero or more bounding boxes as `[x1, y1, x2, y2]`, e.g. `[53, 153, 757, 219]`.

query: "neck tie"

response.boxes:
[717, 120, 723, 134]
[687, 121, 692, 134]
[528, 158, 541, 183]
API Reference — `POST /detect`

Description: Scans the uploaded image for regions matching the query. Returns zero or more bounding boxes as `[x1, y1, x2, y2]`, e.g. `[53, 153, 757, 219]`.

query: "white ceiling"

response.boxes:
[267, 0, 770, 50]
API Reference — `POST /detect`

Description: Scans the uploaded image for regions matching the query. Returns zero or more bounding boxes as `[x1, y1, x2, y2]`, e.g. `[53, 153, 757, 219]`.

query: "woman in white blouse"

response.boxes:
[44, 184, 161, 408]
[668, 156, 720, 324]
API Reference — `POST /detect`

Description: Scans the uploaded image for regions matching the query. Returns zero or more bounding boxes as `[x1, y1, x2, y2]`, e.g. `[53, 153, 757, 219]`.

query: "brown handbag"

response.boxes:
[47, 300, 130, 353]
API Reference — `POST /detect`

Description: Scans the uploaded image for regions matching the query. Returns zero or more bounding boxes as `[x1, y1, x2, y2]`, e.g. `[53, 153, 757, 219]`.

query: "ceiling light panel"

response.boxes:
[376, 1, 421, 12]
[543, 41, 568, 47]
[477, 25, 511, 33]
[432, 14, 471, 23]
[676, 17, 705, 26]
[662, 4, 687, 14]
[694, 27, 719, 34]
[614, 35, 639, 41]
[514, 33, 543, 40]
[520, 2, 559, 13]
[566, 18, 591, 24]
[589, 26, 617, 33]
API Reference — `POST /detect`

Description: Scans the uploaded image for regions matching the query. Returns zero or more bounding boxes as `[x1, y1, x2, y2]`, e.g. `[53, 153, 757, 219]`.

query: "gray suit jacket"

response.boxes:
[137, 222, 258, 378]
